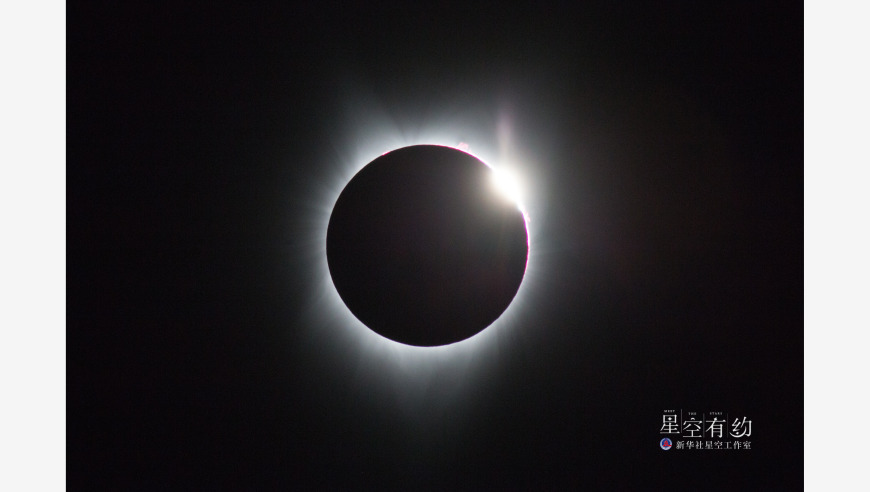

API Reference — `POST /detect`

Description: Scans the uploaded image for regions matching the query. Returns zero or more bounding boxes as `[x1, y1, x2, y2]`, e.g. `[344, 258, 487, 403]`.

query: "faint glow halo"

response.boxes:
[300, 106, 544, 384]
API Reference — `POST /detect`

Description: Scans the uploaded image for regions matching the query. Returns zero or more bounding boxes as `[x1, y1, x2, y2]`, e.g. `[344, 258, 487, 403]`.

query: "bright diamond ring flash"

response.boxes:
[490, 167, 525, 211]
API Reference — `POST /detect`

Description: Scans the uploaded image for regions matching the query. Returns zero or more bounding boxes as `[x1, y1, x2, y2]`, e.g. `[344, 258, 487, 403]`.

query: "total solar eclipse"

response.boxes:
[326, 145, 529, 347]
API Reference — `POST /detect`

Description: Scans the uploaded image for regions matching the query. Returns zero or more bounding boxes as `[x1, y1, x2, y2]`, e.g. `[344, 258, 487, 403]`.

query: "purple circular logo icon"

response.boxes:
[660, 438, 673, 450]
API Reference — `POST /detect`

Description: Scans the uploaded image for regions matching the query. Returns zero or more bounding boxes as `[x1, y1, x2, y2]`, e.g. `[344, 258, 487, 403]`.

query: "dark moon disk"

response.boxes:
[326, 145, 529, 347]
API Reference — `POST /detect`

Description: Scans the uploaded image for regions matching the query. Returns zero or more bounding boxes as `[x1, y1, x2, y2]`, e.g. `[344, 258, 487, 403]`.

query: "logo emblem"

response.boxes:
[660, 438, 673, 450]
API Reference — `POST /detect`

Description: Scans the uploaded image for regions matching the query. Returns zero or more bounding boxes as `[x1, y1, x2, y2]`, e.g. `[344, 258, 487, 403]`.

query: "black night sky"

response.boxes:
[68, 2, 802, 489]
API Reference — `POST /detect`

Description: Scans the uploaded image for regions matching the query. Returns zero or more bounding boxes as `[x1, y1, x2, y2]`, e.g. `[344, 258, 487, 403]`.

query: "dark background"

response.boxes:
[68, 2, 802, 489]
